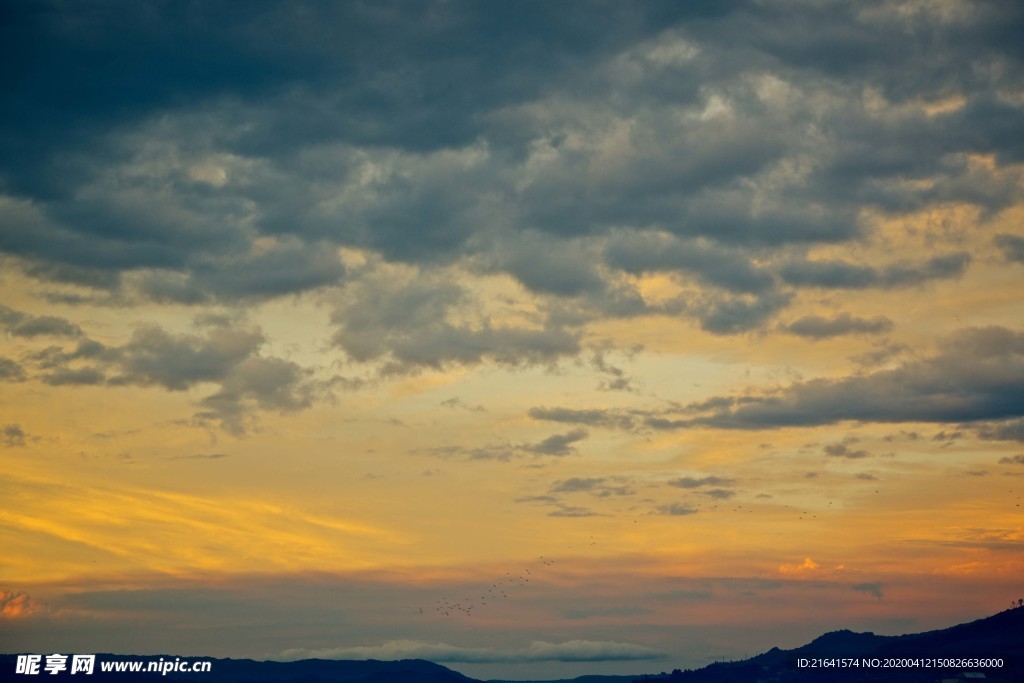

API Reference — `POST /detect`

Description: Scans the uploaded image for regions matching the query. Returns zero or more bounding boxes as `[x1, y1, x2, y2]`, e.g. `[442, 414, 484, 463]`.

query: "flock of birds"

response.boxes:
[418, 549, 576, 618]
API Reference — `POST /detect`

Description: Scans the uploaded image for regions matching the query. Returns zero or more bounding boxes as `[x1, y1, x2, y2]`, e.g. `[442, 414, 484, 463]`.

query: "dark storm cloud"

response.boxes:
[648, 326, 1024, 430]
[782, 313, 893, 339]
[2, 0, 1022, 353]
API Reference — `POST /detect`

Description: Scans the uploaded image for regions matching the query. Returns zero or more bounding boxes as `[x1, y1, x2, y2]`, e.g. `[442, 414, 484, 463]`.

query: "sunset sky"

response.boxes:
[1, 1, 1023, 679]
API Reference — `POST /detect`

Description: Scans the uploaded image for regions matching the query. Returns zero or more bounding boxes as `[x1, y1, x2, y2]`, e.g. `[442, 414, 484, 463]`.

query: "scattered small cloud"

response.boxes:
[852, 582, 884, 599]
[667, 475, 737, 489]
[994, 234, 1024, 264]
[528, 406, 637, 431]
[550, 477, 634, 497]
[439, 397, 486, 412]
[654, 502, 699, 516]
[783, 313, 893, 339]
[0, 357, 26, 382]
[1, 424, 28, 447]
[779, 557, 820, 574]
[168, 453, 229, 461]
[523, 429, 589, 457]
[824, 440, 870, 459]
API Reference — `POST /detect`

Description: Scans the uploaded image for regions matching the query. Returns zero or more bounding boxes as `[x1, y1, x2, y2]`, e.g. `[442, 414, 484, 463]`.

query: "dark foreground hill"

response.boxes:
[0, 655, 477, 683]
[634, 607, 1024, 683]
[2, 608, 1021, 683]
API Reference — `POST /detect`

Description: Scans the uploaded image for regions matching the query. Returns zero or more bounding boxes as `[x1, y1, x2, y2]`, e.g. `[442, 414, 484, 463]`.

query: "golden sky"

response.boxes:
[1, 1, 1023, 679]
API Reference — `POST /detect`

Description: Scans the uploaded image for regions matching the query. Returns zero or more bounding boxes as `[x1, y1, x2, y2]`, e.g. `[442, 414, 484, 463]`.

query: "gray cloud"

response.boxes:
[0, 0, 1018, 360]
[973, 418, 1024, 442]
[421, 428, 589, 463]
[42, 367, 107, 386]
[330, 272, 580, 374]
[10, 322, 321, 434]
[524, 429, 589, 457]
[551, 477, 607, 493]
[667, 476, 736, 489]
[548, 505, 601, 518]
[111, 325, 266, 391]
[783, 313, 893, 339]
[169, 453, 229, 461]
[550, 476, 633, 497]
[514, 495, 560, 505]
[852, 582, 883, 599]
[999, 455, 1024, 465]
[995, 234, 1024, 264]
[693, 291, 793, 335]
[648, 326, 1024, 430]
[528, 406, 637, 431]
[0, 305, 83, 338]
[439, 396, 486, 412]
[0, 357, 26, 381]
[136, 238, 346, 304]
[479, 231, 609, 298]
[779, 253, 971, 290]
[604, 231, 775, 294]
[2, 424, 27, 447]
[824, 439, 870, 459]
[654, 502, 699, 516]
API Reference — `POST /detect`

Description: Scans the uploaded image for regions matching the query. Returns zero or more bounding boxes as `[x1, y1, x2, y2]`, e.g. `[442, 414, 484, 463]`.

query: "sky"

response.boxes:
[1, 0, 1023, 679]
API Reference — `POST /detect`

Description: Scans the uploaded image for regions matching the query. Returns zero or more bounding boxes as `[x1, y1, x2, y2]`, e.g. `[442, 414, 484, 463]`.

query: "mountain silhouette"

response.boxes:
[634, 607, 1024, 683]
[2, 608, 1021, 683]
